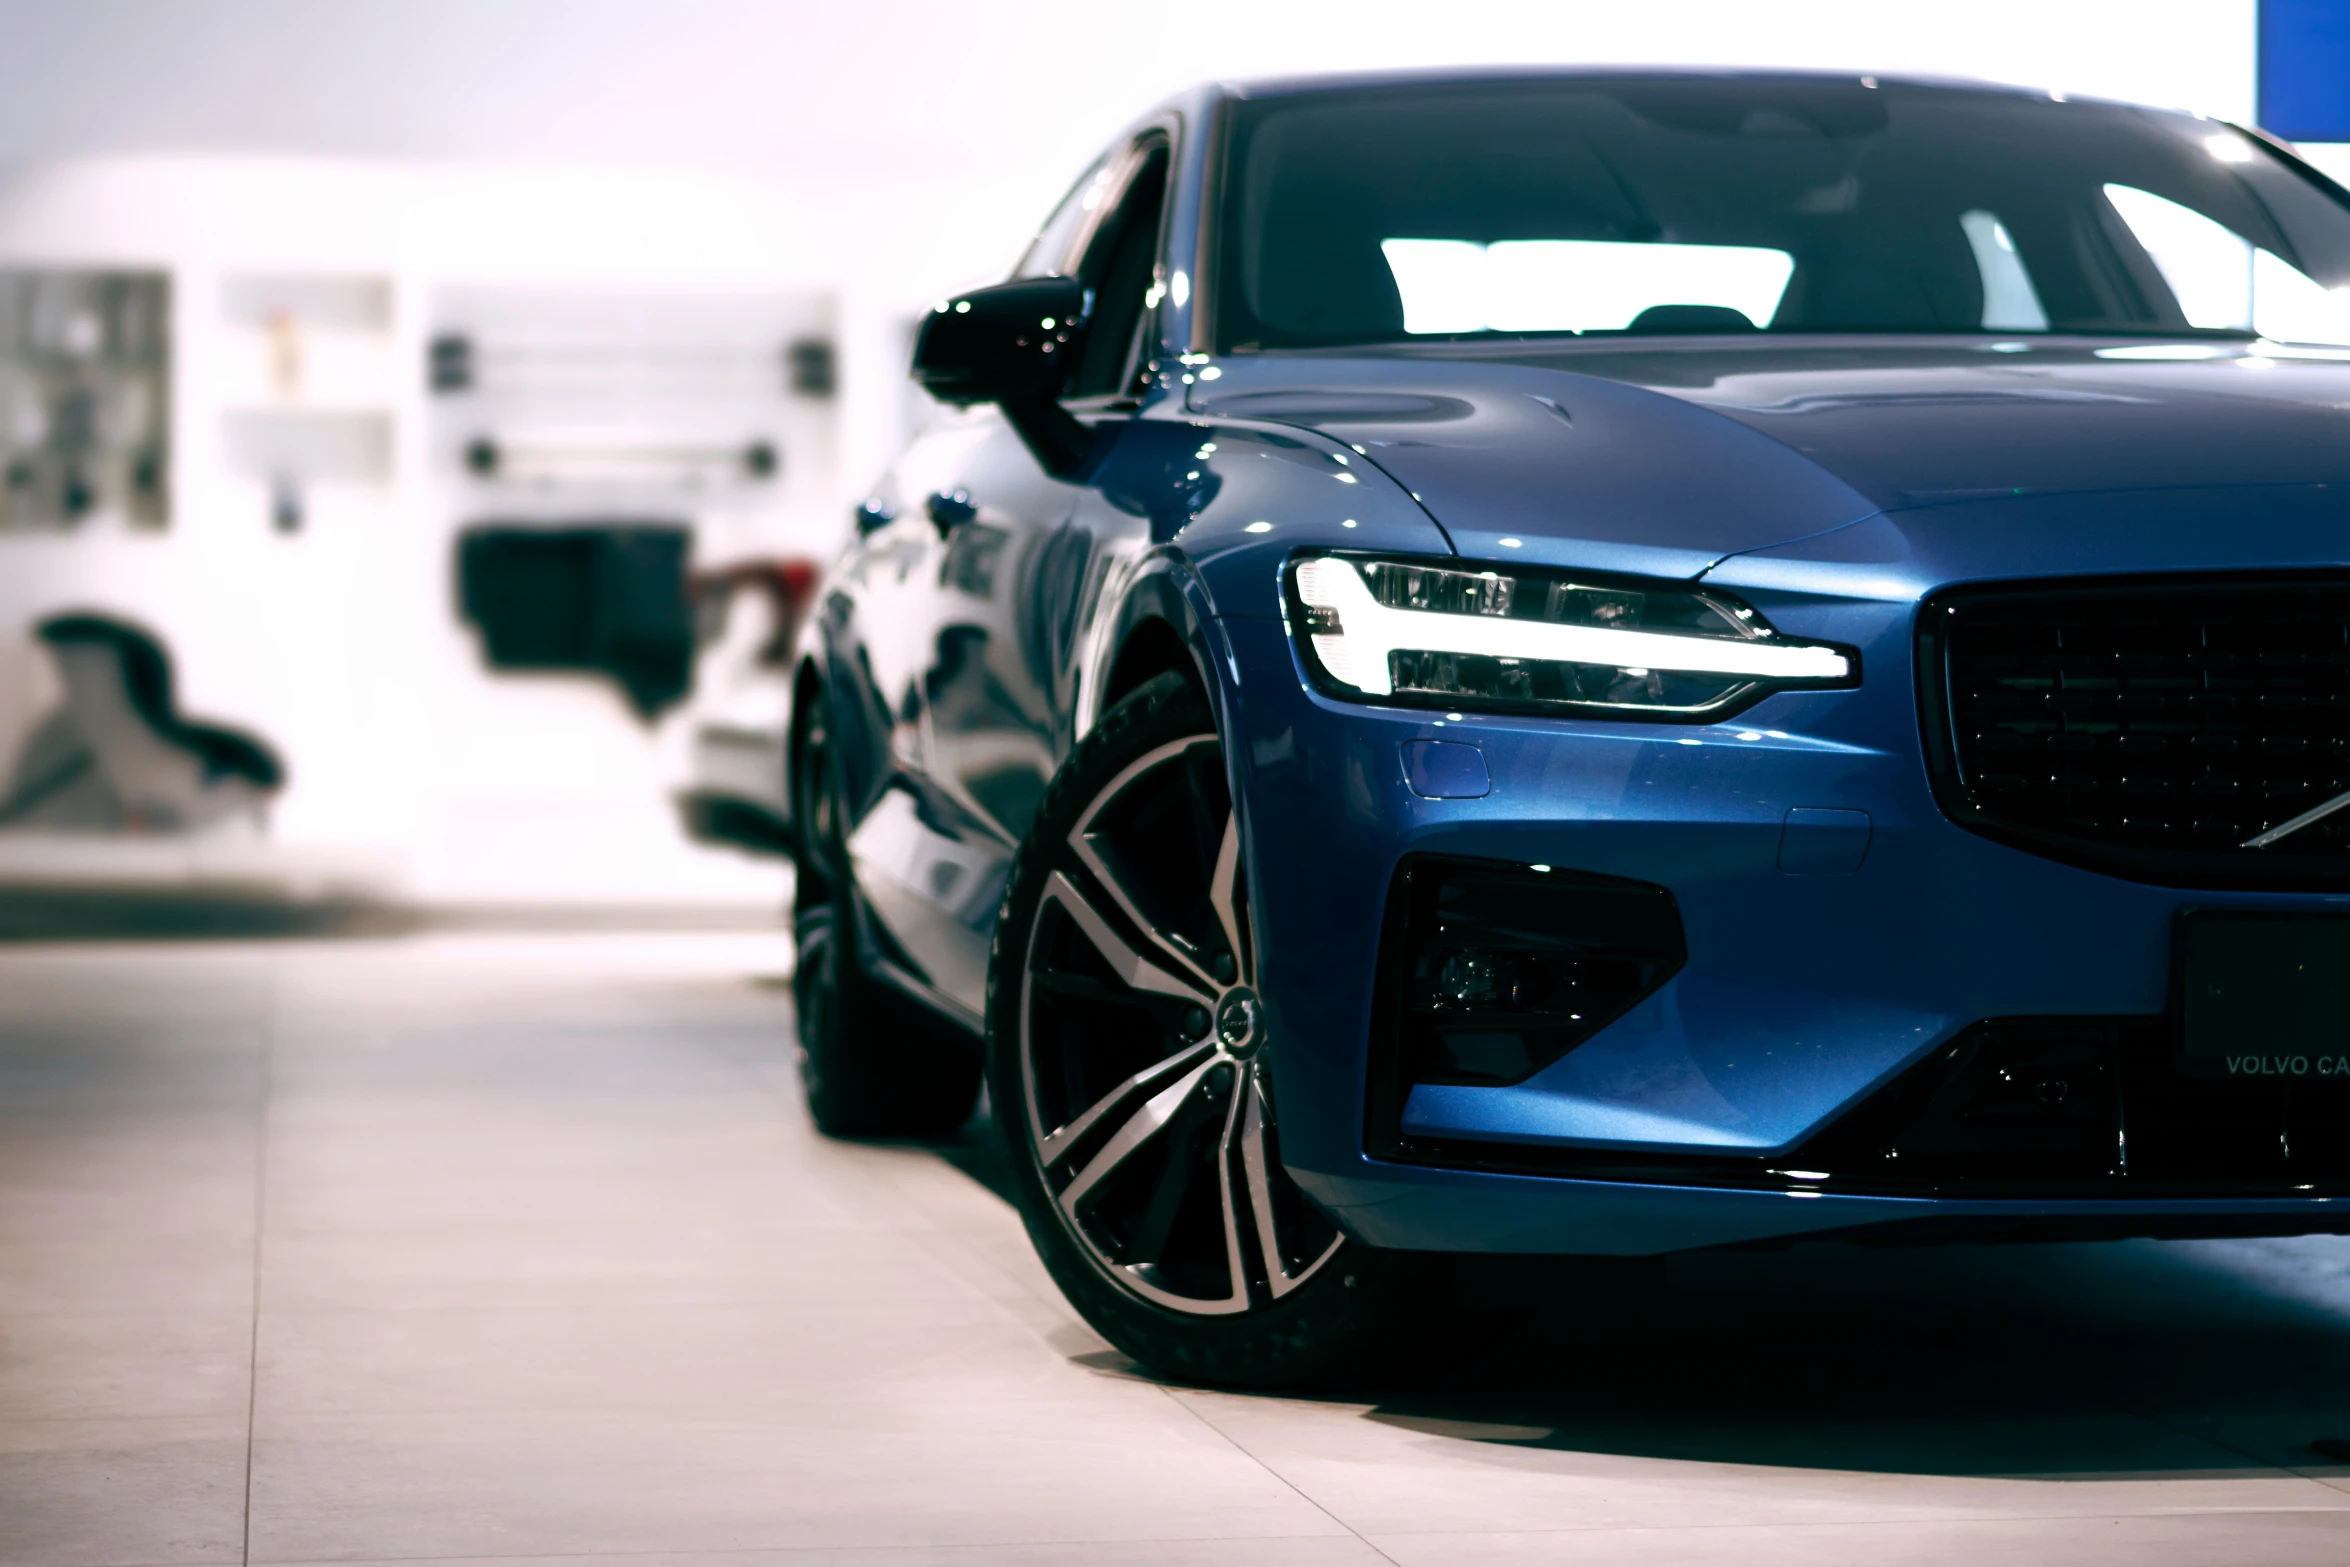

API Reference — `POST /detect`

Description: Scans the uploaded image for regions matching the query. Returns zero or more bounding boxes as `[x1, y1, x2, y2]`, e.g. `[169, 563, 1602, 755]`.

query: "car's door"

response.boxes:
[923, 133, 1175, 820]
[844, 134, 1173, 1022]
[809, 419, 981, 1021]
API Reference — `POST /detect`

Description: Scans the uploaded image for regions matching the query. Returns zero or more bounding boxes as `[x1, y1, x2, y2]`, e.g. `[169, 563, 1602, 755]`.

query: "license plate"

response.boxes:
[2181, 914, 2350, 1082]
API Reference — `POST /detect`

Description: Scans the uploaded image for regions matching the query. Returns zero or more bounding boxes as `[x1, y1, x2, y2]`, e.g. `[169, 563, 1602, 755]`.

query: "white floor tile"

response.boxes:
[5, 933, 2350, 1566]
[0, 1416, 249, 1567]
[1369, 1511, 2350, 1566]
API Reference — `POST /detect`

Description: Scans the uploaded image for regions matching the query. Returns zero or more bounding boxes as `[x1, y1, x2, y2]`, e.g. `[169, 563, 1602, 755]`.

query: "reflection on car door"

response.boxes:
[843, 424, 1075, 1018]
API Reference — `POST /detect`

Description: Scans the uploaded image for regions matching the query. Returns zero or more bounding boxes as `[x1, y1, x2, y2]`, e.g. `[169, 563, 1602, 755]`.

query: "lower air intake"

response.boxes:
[1366, 855, 1684, 1155]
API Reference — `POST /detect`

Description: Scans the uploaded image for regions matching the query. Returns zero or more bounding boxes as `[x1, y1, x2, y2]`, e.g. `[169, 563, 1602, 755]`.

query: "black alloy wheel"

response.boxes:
[790, 682, 981, 1139]
[988, 672, 1438, 1387]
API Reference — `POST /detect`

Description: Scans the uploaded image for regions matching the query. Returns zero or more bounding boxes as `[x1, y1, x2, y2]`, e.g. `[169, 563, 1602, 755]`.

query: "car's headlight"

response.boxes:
[1287, 554, 1856, 720]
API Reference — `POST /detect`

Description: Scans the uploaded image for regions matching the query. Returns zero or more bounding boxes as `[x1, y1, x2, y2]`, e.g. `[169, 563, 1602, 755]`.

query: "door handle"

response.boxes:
[927, 489, 977, 538]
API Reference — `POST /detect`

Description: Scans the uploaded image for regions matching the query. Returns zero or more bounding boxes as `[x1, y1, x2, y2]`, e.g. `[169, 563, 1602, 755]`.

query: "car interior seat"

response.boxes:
[16, 613, 284, 832]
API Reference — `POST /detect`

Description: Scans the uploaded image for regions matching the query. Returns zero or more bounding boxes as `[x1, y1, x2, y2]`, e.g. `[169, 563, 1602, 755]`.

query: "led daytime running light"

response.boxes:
[1293, 555, 1851, 700]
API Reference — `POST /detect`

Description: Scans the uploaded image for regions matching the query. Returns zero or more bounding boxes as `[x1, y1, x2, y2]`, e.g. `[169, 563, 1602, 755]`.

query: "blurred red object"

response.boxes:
[689, 557, 820, 667]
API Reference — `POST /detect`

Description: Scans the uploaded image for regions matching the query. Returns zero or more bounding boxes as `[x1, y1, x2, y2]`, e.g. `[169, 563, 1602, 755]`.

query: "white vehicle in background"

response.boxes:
[673, 556, 820, 860]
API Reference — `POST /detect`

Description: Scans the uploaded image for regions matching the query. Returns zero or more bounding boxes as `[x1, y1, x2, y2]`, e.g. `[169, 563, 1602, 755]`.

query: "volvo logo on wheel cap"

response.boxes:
[1215, 989, 1263, 1058]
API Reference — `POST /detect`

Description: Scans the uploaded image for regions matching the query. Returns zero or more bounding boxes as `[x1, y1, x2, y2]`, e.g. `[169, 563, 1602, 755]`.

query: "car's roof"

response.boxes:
[1213, 65, 2120, 109]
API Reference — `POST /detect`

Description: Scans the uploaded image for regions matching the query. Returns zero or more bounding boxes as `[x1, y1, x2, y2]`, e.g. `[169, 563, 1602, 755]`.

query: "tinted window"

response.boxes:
[1066, 145, 1169, 397]
[1216, 78, 2350, 349]
[1016, 154, 1117, 279]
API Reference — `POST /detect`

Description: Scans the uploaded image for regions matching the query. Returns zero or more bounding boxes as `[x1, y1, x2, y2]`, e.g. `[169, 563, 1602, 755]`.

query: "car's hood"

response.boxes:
[1190, 337, 2350, 578]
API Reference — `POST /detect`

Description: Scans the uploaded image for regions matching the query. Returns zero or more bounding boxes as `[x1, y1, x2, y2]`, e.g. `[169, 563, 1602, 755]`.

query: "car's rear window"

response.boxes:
[1215, 78, 2350, 349]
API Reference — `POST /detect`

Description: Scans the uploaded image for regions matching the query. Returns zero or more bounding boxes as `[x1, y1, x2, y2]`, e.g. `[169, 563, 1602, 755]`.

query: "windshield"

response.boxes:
[1215, 77, 2350, 350]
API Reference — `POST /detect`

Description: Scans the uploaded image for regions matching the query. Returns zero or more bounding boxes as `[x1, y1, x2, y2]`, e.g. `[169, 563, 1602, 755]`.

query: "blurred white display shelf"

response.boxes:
[218, 269, 400, 409]
[0, 156, 850, 910]
[221, 407, 395, 486]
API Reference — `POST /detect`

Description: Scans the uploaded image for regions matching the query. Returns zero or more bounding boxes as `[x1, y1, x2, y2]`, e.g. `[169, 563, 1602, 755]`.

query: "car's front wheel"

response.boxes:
[987, 672, 1439, 1387]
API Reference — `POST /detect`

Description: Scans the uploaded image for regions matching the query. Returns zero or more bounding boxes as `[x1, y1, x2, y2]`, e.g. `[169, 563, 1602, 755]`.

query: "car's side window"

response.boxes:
[1064, 141, 1170, 400]
[1015, 155, 1117, 280]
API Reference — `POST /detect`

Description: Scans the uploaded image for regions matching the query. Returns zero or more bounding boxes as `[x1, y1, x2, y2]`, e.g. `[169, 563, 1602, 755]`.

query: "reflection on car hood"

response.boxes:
[1190, 337, 2350, 578]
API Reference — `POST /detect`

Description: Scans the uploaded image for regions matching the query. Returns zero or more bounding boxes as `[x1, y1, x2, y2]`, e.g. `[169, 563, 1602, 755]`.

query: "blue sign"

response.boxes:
[2261, 0, 2350, 140]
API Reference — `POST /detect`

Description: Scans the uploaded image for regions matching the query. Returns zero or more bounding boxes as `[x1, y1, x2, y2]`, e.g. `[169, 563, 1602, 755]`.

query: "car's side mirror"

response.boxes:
[913, 277, 1089, 406]
[911, 277, 1104, 480]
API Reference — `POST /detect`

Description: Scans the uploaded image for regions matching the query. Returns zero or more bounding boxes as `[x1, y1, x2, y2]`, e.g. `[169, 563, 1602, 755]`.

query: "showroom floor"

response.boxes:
[4, 934, 2350, 1567]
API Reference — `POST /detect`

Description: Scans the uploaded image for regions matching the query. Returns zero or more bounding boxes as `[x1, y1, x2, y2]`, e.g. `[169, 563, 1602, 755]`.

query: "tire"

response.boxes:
[986, 671, 1441, 1388]
[790, 681, 982, 1139]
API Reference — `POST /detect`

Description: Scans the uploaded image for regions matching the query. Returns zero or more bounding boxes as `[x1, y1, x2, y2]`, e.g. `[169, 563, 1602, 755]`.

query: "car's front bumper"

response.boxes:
[1219, 611, 2350, 1255]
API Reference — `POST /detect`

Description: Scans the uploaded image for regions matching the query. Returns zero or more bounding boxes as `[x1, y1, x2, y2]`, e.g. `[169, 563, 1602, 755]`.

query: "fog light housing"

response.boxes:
[1369, 855, 1687, 1147]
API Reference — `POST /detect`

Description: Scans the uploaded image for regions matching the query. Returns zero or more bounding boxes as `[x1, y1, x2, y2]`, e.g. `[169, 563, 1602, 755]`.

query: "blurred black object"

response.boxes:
[1, 612, 284, 830]
[675, 792, 795, 856]
[429, 333, 474, 393]
[271, 473, 303, 534]
[787, 338, 836, 397]
[455, 523, 695, 719]
[457, 434, 777, 485]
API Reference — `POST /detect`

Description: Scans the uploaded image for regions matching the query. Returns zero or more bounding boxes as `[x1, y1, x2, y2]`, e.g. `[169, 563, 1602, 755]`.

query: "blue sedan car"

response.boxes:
[787, 69, 2350, 1384]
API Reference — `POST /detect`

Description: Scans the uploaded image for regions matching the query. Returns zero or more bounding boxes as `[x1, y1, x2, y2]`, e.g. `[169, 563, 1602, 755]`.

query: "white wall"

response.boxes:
[0, 0, 2266, 314]
[0, 0, 2279, 521]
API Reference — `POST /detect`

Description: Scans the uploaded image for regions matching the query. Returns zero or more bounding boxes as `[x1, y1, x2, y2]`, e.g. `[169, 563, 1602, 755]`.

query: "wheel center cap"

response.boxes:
[1215, 988, 1263, 1058]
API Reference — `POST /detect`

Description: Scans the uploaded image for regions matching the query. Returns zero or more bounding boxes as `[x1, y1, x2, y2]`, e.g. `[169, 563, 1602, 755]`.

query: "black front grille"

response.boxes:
[1923, 575, 2350, 887]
